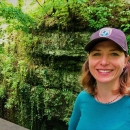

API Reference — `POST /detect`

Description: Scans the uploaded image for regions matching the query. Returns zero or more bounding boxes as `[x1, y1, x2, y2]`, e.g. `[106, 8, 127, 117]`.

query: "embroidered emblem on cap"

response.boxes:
[99, 28, 112, 37]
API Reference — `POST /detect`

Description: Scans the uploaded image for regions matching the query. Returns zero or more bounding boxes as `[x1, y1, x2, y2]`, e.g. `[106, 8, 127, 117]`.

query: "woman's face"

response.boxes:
[88, 40, 128, 84]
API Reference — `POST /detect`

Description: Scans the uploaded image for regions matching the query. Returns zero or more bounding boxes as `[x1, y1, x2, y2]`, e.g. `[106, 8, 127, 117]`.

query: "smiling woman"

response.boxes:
[68, 27, 130, 130]
[88, 40, 127, 89]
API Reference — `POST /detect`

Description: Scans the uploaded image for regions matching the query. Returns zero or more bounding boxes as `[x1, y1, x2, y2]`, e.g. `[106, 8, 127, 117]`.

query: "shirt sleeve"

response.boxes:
[68, 93, 81, 130]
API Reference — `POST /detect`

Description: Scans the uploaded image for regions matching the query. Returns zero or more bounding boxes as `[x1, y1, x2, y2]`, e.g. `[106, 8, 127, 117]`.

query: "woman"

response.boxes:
[68, 27, 130, 130]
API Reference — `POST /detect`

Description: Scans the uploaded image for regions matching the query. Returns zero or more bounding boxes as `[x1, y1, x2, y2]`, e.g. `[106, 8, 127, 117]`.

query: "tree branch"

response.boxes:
[36, 0, 42, 7]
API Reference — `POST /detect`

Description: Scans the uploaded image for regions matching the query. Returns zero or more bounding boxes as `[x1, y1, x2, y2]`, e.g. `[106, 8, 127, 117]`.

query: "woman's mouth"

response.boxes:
[98, 69, 113, 73]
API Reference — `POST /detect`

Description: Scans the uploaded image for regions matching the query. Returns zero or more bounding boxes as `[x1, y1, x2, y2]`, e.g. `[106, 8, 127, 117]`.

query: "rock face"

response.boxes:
[0, 118, 29, 130]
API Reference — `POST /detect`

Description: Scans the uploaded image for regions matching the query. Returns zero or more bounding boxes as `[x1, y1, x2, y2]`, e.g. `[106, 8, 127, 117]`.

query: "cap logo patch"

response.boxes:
[99, 28, 112, 37]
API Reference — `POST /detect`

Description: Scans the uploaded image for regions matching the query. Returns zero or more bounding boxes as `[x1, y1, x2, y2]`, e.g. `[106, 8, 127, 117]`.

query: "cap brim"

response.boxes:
[85, 37, 110, 52]
[84, 37, 126, 52]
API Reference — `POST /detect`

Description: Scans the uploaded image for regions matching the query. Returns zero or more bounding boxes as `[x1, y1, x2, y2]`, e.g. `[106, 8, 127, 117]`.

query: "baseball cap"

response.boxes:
[84, 27, 128, 53]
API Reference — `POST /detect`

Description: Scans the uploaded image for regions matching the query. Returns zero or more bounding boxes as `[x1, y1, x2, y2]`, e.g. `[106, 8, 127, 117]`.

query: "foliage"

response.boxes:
[126, 35, 130, 54]
[0, 0, 130, 130]
[0, 1, 35, 33]
[29, 0, 130, 32]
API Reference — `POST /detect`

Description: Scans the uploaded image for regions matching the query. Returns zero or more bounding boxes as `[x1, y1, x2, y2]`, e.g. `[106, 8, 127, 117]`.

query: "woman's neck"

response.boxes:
[95, 81, 121, 103]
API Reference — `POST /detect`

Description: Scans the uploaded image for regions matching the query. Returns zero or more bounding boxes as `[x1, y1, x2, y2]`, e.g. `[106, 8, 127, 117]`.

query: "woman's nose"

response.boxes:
[100, 56, 109, 66]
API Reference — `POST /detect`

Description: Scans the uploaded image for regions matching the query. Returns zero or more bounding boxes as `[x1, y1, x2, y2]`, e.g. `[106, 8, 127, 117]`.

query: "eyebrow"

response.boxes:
[91, 49, 122, 52]
[109, 49, 122, 52]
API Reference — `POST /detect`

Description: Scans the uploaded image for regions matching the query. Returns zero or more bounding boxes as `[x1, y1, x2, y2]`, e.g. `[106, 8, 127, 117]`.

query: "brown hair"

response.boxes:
[80, 56, 130, 96]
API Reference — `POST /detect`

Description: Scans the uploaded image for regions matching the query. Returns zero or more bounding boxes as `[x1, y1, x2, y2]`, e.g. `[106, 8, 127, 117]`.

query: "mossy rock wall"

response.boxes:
[1, 0, 130, 130]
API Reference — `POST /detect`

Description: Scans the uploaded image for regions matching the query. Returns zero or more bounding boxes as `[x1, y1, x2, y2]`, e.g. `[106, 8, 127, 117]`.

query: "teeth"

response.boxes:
[98, 70, 111, 73]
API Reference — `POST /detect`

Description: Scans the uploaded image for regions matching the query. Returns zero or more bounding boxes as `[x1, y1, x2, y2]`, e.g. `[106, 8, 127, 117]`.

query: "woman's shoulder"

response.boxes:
[77, 90, 93, 101]
[78, 90, 89, 96]
[124, 95, 130, 101]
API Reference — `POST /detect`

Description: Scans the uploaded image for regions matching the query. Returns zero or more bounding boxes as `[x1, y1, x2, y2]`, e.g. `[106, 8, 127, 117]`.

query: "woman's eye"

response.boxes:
[111, 53, 119, 56]
[93, 53, 101, 56]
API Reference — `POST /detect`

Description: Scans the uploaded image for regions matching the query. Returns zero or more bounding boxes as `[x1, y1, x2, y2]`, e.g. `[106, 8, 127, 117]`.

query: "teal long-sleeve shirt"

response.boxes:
[68, 90, 130, 130]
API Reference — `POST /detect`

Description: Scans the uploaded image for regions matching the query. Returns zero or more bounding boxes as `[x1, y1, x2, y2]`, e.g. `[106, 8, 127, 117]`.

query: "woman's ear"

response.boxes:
[128, 55, 130, 62]
[126, 55, 130, 63]
[124, 55, 130, 67]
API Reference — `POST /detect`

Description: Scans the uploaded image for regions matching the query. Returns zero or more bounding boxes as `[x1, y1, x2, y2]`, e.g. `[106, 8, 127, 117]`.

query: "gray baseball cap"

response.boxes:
[85, 27, 128, 53]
